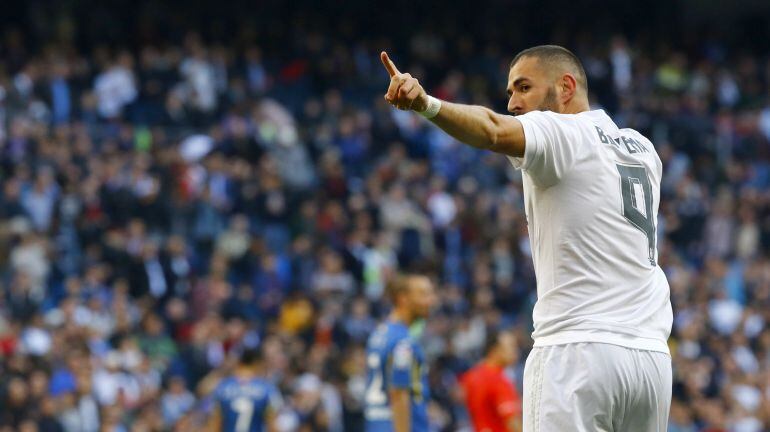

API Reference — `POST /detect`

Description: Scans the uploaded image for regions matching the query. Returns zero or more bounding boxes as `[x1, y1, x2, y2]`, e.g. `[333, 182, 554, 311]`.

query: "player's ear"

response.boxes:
[560, 73, 577, 102]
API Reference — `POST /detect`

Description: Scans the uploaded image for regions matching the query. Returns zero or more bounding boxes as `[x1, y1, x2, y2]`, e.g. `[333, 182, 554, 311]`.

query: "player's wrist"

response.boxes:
[417, 95, 441, 119]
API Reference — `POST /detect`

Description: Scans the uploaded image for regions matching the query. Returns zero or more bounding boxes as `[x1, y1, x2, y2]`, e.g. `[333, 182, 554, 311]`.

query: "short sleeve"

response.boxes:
[493, 379, 521, 418]
[213, 381, 225, 400]
[505, 110, 583, 188]
[389, 340, 414, 389]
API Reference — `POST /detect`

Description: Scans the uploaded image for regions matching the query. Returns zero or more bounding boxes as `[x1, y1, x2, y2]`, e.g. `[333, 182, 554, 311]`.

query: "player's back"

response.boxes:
[364, 320, 429, 432]
[214, 375, 281, 432]
[507, 109, 673, 353]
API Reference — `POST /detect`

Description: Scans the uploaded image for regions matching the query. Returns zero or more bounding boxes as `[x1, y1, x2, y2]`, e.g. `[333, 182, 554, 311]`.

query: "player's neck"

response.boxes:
[561, 96, 591, 114]
[483, 357, 505, 369]
[234, 366, 257, 378]
[389, 309, 413, 326]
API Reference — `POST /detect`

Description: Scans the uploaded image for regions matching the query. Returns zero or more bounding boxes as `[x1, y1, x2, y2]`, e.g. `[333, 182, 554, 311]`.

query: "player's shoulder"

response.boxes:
[518, 109, 582, 127]
[618, 125, 648, 141]
[574, 109, 621, 131]
[380, 323, 413, 356]
[459, 364, 481, 384]
[368, 321, 405, 350]
[618, 127, 662, 162]
[381, 320, 409, 337]
[218, 375, 236, 387]
[518, 109, 613, 141]
[214, 376, 235, 396]
[367, 322, 388, 346]
[583, 111, 661, 159]
[386, 326, 411, 348]
[247, 376, 268, 387]
[252, 378, 276, 397]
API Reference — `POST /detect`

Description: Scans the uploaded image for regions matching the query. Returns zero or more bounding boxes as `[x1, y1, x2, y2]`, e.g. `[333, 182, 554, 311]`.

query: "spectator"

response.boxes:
[94, 52, 137, 120]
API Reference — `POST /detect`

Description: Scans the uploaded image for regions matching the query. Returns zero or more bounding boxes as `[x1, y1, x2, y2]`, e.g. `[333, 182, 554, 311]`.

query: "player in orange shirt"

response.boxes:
[460, 329, 522, 432]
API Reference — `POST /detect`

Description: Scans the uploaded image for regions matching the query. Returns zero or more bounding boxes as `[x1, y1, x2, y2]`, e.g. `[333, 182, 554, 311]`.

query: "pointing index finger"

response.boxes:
[380, 51, 400, 77]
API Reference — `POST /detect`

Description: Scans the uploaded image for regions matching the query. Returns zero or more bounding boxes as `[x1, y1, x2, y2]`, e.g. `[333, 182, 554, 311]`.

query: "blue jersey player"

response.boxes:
[365, 273, 436, 432]
[206, 348, 282, 432]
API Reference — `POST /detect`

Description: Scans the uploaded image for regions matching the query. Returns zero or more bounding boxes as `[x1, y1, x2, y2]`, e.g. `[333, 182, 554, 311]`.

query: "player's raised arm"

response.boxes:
[380, 51, 526, 157]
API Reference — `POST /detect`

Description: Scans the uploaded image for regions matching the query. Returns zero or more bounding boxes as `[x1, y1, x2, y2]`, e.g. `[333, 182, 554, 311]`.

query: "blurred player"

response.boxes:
[380, 45, 673, 431]
[206, 348, 282, 432]
[364, 273, 436, 432]
[461, 329, 522, 432]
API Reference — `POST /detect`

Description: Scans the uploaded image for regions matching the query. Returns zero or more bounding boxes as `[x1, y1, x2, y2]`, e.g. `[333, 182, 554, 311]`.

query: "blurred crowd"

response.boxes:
[1, 1, 770, 431]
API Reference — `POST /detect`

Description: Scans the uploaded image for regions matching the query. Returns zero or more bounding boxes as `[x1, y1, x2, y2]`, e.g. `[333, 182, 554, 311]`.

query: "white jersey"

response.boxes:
[507, 109, 672, 354]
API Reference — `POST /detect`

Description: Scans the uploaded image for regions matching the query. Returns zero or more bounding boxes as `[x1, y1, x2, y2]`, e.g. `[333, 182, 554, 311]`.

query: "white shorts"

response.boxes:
[523, 342, 672, 432]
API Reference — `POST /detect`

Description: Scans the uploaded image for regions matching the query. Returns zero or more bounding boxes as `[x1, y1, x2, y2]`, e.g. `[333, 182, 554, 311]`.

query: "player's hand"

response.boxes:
[381, 51, 429, 112]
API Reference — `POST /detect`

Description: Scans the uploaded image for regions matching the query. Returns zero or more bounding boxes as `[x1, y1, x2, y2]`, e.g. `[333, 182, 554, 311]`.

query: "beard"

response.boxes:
[537, 87, 560, 112]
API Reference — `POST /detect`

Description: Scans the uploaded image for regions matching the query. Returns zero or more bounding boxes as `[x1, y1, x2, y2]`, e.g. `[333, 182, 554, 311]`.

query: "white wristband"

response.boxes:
[418, 95, 441, 119]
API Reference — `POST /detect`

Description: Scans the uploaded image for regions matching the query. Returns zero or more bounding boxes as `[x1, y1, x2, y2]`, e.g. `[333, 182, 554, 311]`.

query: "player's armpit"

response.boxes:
[488, 114, 526, 158]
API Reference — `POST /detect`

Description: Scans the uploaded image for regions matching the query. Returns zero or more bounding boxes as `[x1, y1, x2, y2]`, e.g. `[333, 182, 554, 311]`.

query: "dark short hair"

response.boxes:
[483, 328, 512, 356]
[509, 45, 588, 92]
[240, 347, 262, 365]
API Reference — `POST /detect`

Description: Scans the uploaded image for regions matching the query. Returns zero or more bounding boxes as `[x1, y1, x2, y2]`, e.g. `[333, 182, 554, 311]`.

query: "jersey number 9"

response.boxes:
[616, 164, 656, 266]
